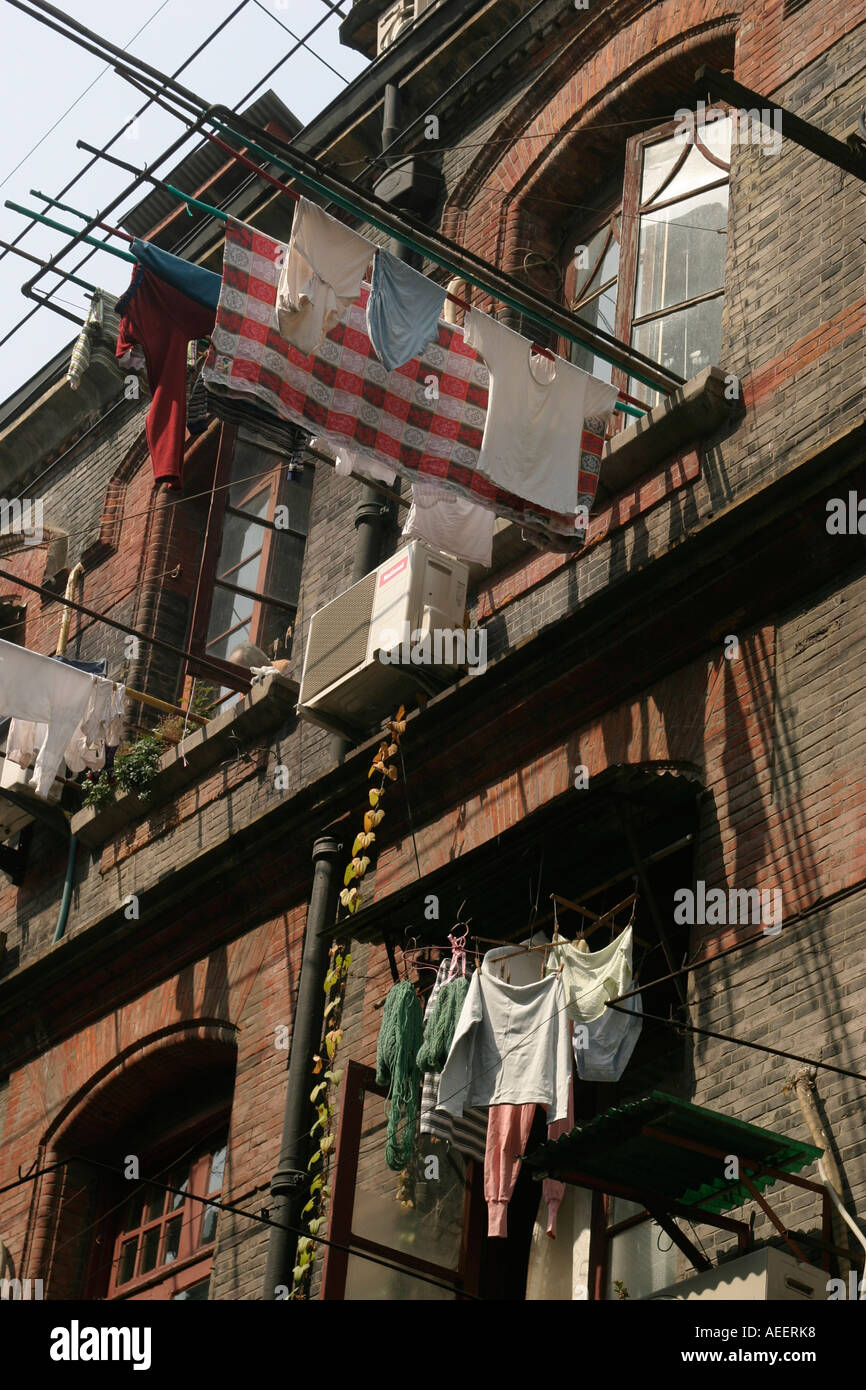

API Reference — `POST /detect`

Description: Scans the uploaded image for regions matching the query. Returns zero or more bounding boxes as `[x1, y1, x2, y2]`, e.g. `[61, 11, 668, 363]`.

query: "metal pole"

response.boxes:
[264, 834, 342, 1299]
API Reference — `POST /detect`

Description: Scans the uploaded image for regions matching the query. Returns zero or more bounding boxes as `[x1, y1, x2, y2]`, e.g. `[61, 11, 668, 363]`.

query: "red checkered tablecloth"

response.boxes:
[204, 218, 606, 543]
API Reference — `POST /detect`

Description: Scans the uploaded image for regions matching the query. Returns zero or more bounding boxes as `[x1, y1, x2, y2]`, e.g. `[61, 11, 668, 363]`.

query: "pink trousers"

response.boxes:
[484, 1081, 574, 1239]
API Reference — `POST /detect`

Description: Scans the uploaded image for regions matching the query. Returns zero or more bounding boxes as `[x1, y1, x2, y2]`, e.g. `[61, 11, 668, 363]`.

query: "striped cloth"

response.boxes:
[67, 290, 123, 390]
[202, 218, 606, 545]
[419, 958, 487, 1164]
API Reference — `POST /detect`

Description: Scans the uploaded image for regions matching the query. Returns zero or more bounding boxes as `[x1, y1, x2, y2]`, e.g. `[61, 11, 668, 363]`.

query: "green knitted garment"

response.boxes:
[375, 980, 424, 1171]
[416, 976, 470, 1073]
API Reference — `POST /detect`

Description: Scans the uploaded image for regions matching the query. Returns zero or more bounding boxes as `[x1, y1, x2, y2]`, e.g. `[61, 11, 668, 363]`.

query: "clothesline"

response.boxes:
[11, 174, 644, 418]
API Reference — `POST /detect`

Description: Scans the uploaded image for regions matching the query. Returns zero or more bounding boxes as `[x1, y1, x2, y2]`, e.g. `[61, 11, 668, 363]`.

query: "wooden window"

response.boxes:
[189, 426, 312, 707]
[565, 111, 732, 410]
[106, 1137, 227, 1301]
[322, 1062, 484, 1300]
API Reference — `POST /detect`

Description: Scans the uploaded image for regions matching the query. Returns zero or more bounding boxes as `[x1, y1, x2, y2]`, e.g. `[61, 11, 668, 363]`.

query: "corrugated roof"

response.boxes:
[522, 1090, 822, 1215]
[120, 91, 302, 245]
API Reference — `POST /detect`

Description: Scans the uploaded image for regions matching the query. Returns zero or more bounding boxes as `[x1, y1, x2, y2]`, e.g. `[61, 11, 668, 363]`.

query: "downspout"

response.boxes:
[55, 561, 84, 655]
[52, 562, 83, 943]
[330, 85, 403, 763]
[263, 834, 342, 1298]
[791, 1067, 862, 1285]
[52, 833, 77, 944]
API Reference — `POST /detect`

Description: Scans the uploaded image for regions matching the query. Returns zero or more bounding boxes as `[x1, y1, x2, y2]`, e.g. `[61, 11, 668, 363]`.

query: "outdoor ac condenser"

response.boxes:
[648, 1248, 828, 1301]
[297, 540, 469, 740]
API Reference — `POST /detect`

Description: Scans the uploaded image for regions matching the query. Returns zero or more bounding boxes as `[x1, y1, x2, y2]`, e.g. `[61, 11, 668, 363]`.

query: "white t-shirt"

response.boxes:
[463, 309, 618, 515]
[276, 199, 372, 355]
[401, 478, 495, 567]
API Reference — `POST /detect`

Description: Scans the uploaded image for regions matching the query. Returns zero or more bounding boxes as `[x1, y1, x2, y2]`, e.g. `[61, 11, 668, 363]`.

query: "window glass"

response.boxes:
[635, 187, 728, 317]
[630, 295, 724, 397]
[570, 217, 620, 384]
[607, 1197, 680, 1300]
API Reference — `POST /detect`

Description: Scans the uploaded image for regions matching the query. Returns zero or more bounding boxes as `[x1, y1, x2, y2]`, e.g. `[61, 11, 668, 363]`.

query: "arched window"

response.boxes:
[565, 110, 732, 409]
[105, 1132, 228, 1301]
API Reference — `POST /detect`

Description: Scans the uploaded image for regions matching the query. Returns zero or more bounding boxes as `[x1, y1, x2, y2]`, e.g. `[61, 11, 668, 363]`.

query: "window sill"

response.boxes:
[70, 672, 298, 850]
[600, 366, 738, 496]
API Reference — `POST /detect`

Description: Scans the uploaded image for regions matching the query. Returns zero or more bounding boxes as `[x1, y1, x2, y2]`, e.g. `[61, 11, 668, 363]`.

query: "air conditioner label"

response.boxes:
[379, 554, 409, 587]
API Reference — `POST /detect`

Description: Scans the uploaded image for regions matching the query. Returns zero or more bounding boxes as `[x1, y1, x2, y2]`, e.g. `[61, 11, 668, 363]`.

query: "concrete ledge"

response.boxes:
[601, 366, 738, 496]
[70, 672, 299, 849]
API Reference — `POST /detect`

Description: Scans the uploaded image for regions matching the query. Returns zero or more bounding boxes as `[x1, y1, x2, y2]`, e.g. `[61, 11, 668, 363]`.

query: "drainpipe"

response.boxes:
[55, 562, 84, 656]
[52, 563, 83, 943]
[263, 834, 342, 1299]
[52, 834, 77, 944]
[792, 1067, 857, 1280]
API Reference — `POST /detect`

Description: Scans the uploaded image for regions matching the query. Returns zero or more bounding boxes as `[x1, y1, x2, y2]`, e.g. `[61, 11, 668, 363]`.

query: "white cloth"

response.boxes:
[105, 684, 126, 746]
[436, 968, 571, 1122]
[463, 309, 619, 514]
[402, 478, 495, 567]
[526, 1185, 593, 1301]
[0, 641, 99, 797]
[575, 990, 642, 1083]
[544, 925, 634, 1024]
[276, 199, 372, 355]
[5, 717, 42, 769]
[481, 932, 548, 986]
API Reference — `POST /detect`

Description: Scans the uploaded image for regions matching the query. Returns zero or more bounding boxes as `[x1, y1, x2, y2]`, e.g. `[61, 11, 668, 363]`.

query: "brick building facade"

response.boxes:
[0, 0, 864, 1302]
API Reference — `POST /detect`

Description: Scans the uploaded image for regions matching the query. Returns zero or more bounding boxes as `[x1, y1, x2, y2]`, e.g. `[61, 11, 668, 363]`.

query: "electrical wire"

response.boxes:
[4, 1154, 479, 1297]
[251, 0, 353, 85]
[0, 0, 173, 191]
[0, 0, 252, 331]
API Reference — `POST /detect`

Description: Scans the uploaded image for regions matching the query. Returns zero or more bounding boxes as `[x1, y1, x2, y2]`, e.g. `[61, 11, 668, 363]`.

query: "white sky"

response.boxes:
[0, 0, 368, 402]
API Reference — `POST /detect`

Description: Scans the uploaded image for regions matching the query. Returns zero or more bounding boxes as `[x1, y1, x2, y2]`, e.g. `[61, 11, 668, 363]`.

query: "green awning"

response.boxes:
[522, 1091, 822, 1215]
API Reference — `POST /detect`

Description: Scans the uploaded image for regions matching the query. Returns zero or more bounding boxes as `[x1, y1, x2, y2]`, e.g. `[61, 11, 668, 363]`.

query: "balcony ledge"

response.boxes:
[70, 672, 299, 849]
[600, 365, 739, 496]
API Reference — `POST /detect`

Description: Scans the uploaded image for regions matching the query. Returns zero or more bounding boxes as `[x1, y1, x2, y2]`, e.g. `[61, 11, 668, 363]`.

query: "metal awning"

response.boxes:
[522, 1091, 833, 1274]
[523, 1090, 821, 1214]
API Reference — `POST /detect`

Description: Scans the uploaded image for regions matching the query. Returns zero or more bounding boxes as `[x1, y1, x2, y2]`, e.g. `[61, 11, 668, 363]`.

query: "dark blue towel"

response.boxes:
[131, 240, 221, 311]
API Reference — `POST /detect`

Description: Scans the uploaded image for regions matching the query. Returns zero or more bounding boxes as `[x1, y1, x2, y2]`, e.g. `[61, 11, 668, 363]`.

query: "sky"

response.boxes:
[0, 0, 369, 402]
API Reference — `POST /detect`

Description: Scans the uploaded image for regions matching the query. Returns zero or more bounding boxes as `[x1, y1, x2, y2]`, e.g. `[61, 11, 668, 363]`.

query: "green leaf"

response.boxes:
[292, 1266, 305, 1284]
[324, 1069, 343, 1086]
[310, 1175, 323, 1194]
[308, 1217, 323, 1236]
[307, 1150, 321, 1170]
[310, 1081, 327, 1102]
[343, 863, 357, 887]
[351, 833, 365, 857]
[320, 1133, 335, 1155]
[302, 1199, 316, 1215]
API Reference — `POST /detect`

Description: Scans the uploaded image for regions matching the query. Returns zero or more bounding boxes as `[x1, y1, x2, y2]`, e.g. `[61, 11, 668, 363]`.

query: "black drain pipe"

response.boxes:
[263, 834, 341, 1298]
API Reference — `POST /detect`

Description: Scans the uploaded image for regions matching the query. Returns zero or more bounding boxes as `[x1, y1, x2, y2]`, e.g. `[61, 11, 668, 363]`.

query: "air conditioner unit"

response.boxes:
[297, 540, 469, 740]
[377, 0, 438, 53]
[376, 0, 414, 53]
[648, 1248, 828, 1302]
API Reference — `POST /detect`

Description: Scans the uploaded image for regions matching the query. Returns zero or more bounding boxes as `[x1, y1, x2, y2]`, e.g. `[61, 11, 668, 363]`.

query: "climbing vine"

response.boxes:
[338, 705, 406, 915]
[291, 705, 407, 1296]
[290, 939, 351, 1299]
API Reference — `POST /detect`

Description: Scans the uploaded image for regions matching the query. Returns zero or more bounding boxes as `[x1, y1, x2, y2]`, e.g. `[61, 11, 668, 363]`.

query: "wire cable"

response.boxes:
[0, 0, 173, 191]
[3, 1154, 479, 1297]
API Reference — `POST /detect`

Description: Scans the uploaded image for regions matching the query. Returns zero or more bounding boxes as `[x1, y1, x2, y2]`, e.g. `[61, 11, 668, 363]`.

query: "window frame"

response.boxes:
[615, 114, 731, 404]
[103, 1132, 228, 1302]
[562, 111, 732, 414]
[188, 423, 311, 703]
[322, 1061, 484, 1301]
